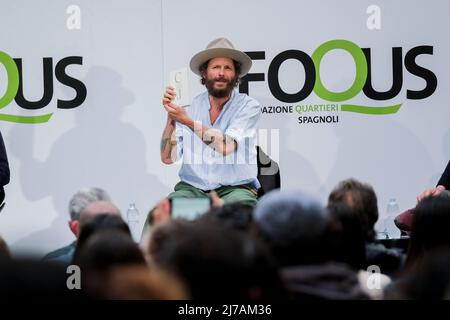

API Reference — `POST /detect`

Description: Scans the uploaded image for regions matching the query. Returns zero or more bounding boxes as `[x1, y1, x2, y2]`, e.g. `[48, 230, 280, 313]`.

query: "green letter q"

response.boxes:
[0, 51, 19, 109]
[312, 40, 367, 102]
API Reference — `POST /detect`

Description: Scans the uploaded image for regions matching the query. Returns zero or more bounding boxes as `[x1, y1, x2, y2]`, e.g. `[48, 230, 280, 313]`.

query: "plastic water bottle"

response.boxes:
[385, 198, 401, 239]
[126, 202, 140, 242]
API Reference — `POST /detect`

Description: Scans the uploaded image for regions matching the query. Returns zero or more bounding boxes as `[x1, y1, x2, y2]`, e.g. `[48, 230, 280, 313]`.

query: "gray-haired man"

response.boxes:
[42, 187, 117, 265]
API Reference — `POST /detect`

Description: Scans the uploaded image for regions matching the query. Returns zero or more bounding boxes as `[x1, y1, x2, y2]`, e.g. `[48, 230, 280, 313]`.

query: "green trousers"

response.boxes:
[141, 181, 258, 237]
[168, 181, 258, 206]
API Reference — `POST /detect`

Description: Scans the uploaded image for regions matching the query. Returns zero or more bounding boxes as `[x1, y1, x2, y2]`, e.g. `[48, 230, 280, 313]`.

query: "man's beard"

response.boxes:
[205, 76, 237, 98]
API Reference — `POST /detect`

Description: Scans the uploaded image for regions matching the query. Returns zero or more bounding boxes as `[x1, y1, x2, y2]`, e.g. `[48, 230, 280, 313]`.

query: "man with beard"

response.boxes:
[159, 37, 261, 206]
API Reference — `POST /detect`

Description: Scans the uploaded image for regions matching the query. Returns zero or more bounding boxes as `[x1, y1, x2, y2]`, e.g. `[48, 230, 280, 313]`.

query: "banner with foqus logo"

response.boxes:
[0, 0, 448, 254]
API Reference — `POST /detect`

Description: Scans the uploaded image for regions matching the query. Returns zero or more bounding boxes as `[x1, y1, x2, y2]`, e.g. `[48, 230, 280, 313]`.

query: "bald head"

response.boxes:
[79, 201, 121, 228]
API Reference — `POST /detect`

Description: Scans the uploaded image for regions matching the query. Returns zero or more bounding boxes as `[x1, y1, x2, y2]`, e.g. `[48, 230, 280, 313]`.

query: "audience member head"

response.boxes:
[78, 200, 120, 224]
[73, 225, 146, 298]
[201, 202, 254, 232]
[148, 218, 284, 300]
[73, 213, 131, 264]
[328, 178, 379, 242]
[75, 229, 145, 270]
[102, 265, 188, 299]
[386, 247, 450, 300]
[67, 187, 112, 237]
[326, 204, 367, 270]
[404, 191, 450, 270]
[253, 189, 329, 266]
[147, 219, 188, 266]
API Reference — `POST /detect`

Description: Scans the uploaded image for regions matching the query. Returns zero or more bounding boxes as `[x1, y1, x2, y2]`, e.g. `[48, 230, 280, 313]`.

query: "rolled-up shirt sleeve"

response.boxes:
[225, 101, 261, 149]
[175, 122, 184, 161]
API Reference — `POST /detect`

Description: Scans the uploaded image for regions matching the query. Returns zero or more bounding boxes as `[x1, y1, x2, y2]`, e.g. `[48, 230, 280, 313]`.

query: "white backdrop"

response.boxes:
[0, 0, 449, 255]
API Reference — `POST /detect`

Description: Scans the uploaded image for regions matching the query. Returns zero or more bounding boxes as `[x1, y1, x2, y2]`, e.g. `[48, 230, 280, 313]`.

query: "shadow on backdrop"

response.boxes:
[8, 66, 170, 254]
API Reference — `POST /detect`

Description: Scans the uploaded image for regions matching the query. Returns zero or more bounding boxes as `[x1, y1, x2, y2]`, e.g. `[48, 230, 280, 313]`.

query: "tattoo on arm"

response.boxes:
[160, 138, 169, 153]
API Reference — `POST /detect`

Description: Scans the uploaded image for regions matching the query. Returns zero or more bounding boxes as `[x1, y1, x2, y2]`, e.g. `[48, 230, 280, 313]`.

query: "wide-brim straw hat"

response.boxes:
[189, 37, 252, 77]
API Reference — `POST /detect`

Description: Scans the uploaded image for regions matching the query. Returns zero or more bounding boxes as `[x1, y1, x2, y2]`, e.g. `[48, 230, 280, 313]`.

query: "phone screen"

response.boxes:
[170, 197, 211, 220]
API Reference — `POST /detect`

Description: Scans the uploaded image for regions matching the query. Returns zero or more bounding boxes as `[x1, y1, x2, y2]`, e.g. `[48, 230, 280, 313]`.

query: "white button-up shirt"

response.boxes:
[175, 90, 261, 191]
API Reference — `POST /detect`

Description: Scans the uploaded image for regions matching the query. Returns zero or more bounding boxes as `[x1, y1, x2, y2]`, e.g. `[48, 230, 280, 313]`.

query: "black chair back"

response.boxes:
[256, 146, 281, 197]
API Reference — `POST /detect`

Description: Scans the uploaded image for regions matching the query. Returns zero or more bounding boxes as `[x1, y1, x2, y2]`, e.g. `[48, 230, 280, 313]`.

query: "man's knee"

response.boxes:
[221, 188, 257, 206]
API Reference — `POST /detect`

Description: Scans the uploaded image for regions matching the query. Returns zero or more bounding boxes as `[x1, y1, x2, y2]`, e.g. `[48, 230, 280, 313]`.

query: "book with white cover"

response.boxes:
[169, 67, 191, 107]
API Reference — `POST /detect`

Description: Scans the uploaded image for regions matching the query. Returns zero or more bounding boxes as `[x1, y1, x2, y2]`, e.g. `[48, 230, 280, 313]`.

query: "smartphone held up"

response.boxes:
[169, 197, 211, 221]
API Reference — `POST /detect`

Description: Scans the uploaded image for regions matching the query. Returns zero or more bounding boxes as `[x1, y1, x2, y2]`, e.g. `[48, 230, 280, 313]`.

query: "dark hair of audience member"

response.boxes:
[201, 202, 254, 232]
[73, 214, 132, 263]
[254, 196, 330, 267]
[74, 229, 146, 270]
[74, 228, 147, 298]
[386, 247, 450, 300]
[102, 265, 188, 299]
[404, 192, 450, 272]
[328, 179, 379, 242]
[326, 204, 367, 270]
[149, 219, 286, 300]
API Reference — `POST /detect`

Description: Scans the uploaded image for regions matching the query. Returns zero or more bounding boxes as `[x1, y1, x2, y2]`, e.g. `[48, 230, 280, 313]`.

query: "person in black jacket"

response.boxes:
[395, 160, 450, 234]
[0, 131, 10, 205]
[417, 160, 450, 202]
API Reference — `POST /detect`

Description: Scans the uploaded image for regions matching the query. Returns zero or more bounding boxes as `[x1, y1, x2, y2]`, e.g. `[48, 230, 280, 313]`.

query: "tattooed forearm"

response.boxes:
[160, 138, 170, 153]
[160, 118, 177, 164]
